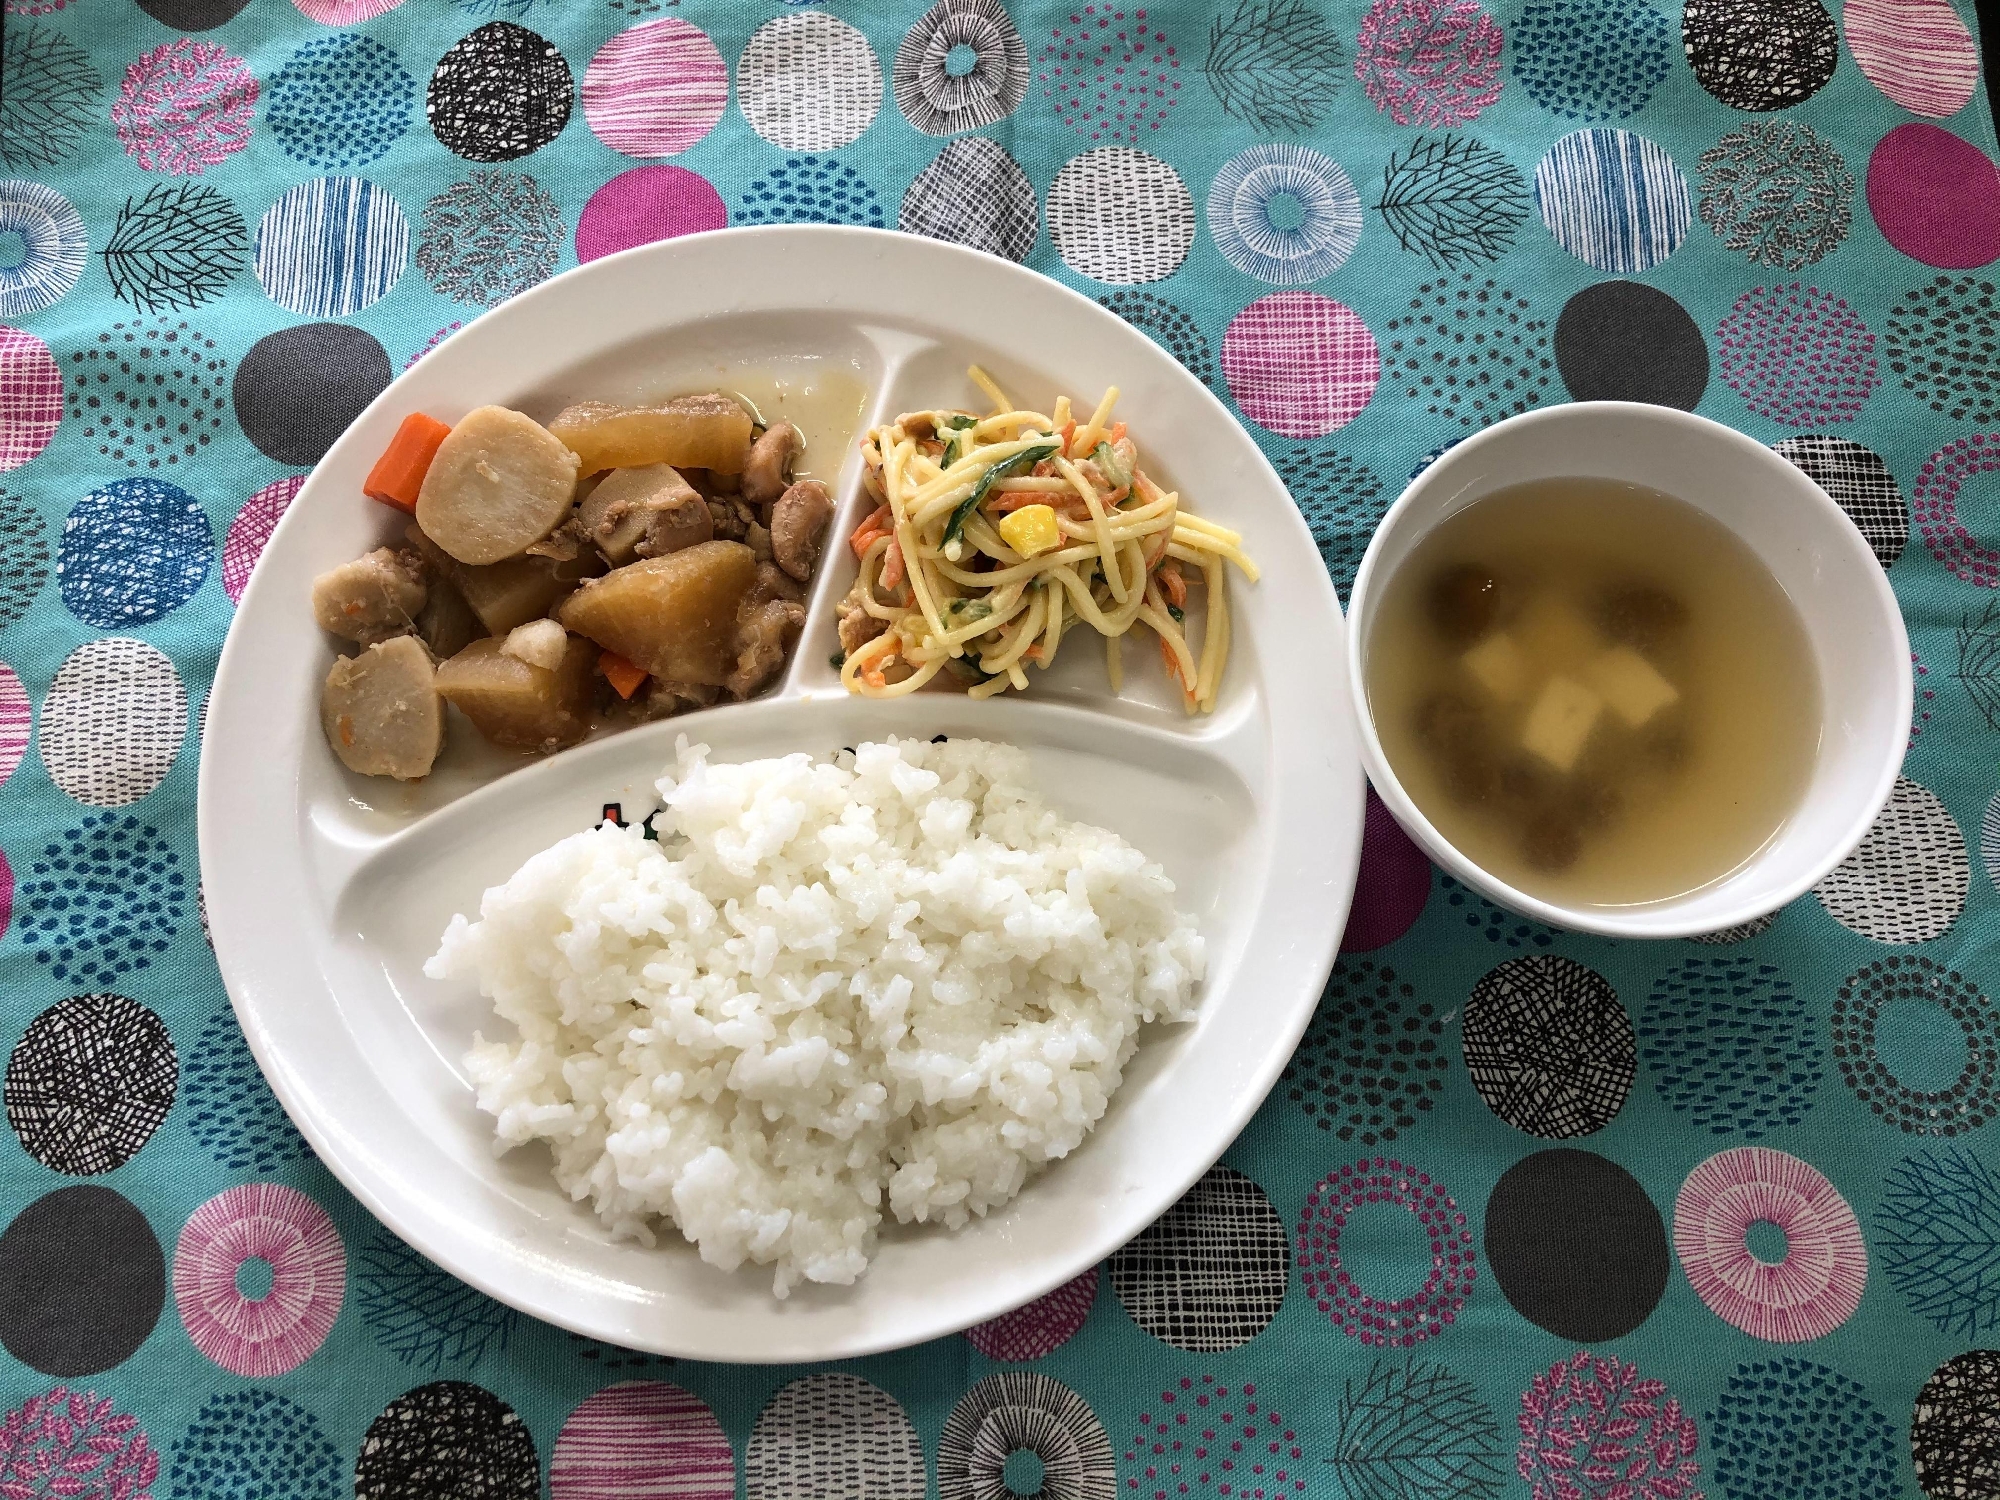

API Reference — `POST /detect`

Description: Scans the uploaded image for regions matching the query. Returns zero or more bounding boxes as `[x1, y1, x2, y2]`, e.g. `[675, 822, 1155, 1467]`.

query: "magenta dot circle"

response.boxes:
[0, 328, 61, 473]
[1912, 433, 2000, 586]
[1295, 1156, 1474, 1346]
[173, 1182, 345, 1378]
[583, 20, 728, 159]
[1341, 787, 1431, 952]
[1222, 292, 1379, 439]
[576, 166, 727, 263]
[1867, 123, 2000, 270]
[222, 476, 303, 605]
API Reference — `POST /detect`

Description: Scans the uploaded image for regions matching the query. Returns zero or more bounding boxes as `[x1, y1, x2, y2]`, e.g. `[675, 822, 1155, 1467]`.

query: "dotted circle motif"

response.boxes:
[550, 1382, 734, 1500]
[0, 664, 27, 791]
[1098, 291, 1214, 388]
[356, 1382, 539, 1500]
[938, 1372, 1115, 1500]
[58, 481, 211, 628]
[582, 19, 727, 159]
[1887, 274, 2000, 422]
[110, 40, 257, 176]
[1697, 120, 1853, 271]
[1125, 1376, 1308, 1500]
[1706, 1359, 1899, 1500]
[1207, 143, 1361, 285]
[743, 1374, 925, 1500]
[1512, 0, 1672, 119]
[1814, 777, 1968, 942]
[14, 814, 183, 990]
[1833, 956, 1998, 1136]
[0, 179, 87, 318]
[0, 327, 63, 469]
[427, 23, 573, 164]
[1463, 956, 1635, 1139]
[1280, 957, 1446, 1144]
[174, 1183, 345, 1378]
[0, 490, 51, 625]
[1223, 292, 1379, 438]
[182, 997, 311, 1174]
[1036, 5, 1183, 146]
[1108, 1164, 1288, 1352]
[1050, 147, 1195, 284]
[62, 318, 227, 471]
[1297, 1157, 1475, 1347]
[738, 13, 883, 152]
[166, 1391, 342, 1500]
[1381, 273, 1553, 430]
[1518, 1352, 1703, 1500]
[737, 156, 884, 229]
[899, 136, 1037, 260]
[1641, 956, 1822, 1139]
[417, 170, 563, 307]
[266, 34, 413, 170]
[1912, 1350, 2000, 1500]
[1672, 1146, 1866, 1342]
[1716, 283, 1879, 426]
[1535, 128, 1691, 274]
[964, 1267, 1097, 1361]
[5, 994, 175, 1177]
[40, 633, 186, 803]
[1277, 447, 1387, 597]
[894, 0, 1029, 136]
[1441, 872, 1557, 947]
[1683, 0, 1839, 111]
[1917, 434, 2000, 583]
[1774, 435, 1906, 567]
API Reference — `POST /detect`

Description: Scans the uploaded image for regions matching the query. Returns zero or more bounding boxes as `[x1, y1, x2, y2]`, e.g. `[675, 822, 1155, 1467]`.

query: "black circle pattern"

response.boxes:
[1484, 1148, 1668, 1342]
[1773, 435, 1906, 568]
[0, 490, 50, 629]
[6, 994, 177, 1176]
[1555, 281, 1709, 409]
[1277, 448, 1388, 598]
[234, 322, 392, 467]
[893, 0, 1030, 137]
[0, 1185, 165, 1377]
[1912, 1350, 2000, 1500]
[1381, 274, 1553, 429]
[1885, 275, 2000, 424]
[14, 814, 185, 991]
[1832, 957, 1999, 1137]
[427, 23, 572, 164]
[65, 319, 228, 471]
[1098, 290, 1216, 390]
[939, 1371, 1115, 1500]
[1682, 0, 1838, 112]
[1280, 958, 1447, 1144]
[1463, 956, 1635, 1139]
[132, 0, 248, 29]
[1107, 1164, 1288, 1353]
[356, 1382, 538, 1500]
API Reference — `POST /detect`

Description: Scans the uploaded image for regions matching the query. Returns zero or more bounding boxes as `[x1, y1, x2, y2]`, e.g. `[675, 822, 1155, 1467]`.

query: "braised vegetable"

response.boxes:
[321, 636, 443, 780]
[414, 573, 482, 660]
[599, 650, 647, 700]
[436, 635, 595, 753]
[408, 522, 601, 635]
[557, 541, 757, 686]
[548, 394, 754, 475]
[499, 617, 568, 671]
[364, 413, 453, 514]
[311, 547, 426, 645]
[577, 463, 712, 565]
[415, 406, 581, 565]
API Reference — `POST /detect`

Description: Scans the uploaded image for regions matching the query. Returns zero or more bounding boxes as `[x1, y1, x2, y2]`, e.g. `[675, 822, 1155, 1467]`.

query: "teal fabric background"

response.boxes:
[2, 0, 1999, 1494]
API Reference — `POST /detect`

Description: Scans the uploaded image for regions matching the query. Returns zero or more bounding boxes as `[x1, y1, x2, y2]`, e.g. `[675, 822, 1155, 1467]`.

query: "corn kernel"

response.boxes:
[998, 504, 1061, 557]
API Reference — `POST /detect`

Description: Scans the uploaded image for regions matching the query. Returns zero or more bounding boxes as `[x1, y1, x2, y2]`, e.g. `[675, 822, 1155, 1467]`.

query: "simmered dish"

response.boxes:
[429, 736, 1204, 1297]
[836, 370, 1257, 710]
[313, 395, 834, 780]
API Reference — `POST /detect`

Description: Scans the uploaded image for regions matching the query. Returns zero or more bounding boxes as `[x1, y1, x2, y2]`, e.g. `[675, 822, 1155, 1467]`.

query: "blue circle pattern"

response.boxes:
[1513, 0, 1673, 120]
[1535, 128, 1690, 274]
[58, 477, 213, 627]
[0, 179, 87, 318]
[14, 814, 185, 990]
[1640, 956, 1821, 1138]
[267, 35, 416, 171]
[1207, 143, 1362, 285]
[1706, 1360, 1901, 1500]
[737, 156, 886, 228]
[182, 997, 313, 1174]
[1440, 874, 1556, 948]
[169, 1390, 343, 1500]
[255, 176, 410, 318]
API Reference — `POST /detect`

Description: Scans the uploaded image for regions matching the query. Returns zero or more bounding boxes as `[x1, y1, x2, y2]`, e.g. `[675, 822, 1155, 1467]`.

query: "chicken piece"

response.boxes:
[547, 393, 754, 475]
[407, 521, 600, 635]
[524, 515, 588, 562]
[415, 406, 580, 565]
[321, 636, 443, 780]
[837, 590, 888, 655]
[577, 463, 712, 565]
[436, 635, 595, 753]
[557, 540, 758, 686]
[769, 479, 833, 582]
[705, 495, 750, 542]
[745, 522, 773, 562]
[742, 421, 803, 508]
[728, 598, 806, 700]
[633, 678, 722, 722]
[311, 547, 427, 645]
[746, 560, 806, 609]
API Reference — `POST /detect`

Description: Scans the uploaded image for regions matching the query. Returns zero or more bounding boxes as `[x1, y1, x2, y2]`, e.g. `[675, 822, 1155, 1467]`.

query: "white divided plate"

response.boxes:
[200, 227, 1362, 1361]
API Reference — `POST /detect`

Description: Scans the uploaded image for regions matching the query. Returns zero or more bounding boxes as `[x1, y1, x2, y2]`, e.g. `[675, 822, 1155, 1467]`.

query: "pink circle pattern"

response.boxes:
[965, 1267, 1098, 1361]
[0, 328, 62, 473]
[1843, 0, 1979, 119]
[1673, 1146, 1866, 1342]
[583, 21, 729, 159]
[112, 41, 259, 176]
[174, 1182, 345, 1378]
[1911, 433, 2000, 586]
[291, 0, 405, 22]
[1516, 1351, 1702, 1500]
[576, 167, 727, 264]
[1036, 6, 1182, 146]
[1297, 1157, 1474, 1347]
[1124, 1376, 1306, 1500]
[1355, 0, 1504, 127]
[551, 1382, 735, 1500]
[222, 477, 304, 605]
[1715, 284, 1879, 427]
[1222, 293, 1379, 439]
[0, 1388, 157, 1500]
[0, 663, 27, 790]
[0, 849, 12, 943]
[1866, 123, 2000, 271]
[1341, 787, 1431, 952]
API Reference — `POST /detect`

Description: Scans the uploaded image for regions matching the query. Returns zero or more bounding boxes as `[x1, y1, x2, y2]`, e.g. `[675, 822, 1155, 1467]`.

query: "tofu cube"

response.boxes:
[1521, 675, 1603, 772]
[1462, 633, 1528, 702]
[1586, 646, 1679, 728]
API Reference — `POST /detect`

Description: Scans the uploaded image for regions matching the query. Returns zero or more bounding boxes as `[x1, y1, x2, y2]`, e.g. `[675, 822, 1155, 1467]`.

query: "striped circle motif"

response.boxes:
[900, 136, 1037, 261]
[222, 476, 302, 604]
[583, 20, 727, 159]
[0, 180, 86, 318]
[738, 13, 882, 152]
[550, 1382, 734, 1500]
[893, 0, 1029, 136]
[1673, 1147, 1866, 1342]
[1208, 143, 1361, 285]
[744, 1375, 924, 1500]
[1814, 776, 1967, 943]
[255, 176, 409, 317]
[938, 1372, 1115, 1500]
[0, 327, 61, 469]
[59, 478, 211, 628]
[173, 1183, 344, 1377]
[1222, 292, 1379, 438]
[1843, 0, 1978, 119]
[1050, 147, 1195, 284]
[0, 663, 27, 790]
[1535, 128, 1690, 274]
[38, 638, 187, 808]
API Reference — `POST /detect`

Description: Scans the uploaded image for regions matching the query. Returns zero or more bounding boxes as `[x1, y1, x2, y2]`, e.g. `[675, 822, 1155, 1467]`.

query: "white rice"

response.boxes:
[427, 735, 1204, 1297]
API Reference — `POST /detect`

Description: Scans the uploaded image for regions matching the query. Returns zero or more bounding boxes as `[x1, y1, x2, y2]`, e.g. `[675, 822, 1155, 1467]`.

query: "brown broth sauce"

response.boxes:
[1366, 478, 1821, 907]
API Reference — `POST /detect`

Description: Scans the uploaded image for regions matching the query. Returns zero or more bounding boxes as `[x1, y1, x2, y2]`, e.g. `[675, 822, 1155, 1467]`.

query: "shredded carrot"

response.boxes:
[1109, 421, 1127, 443]
[881, 536, 905, 590]
[363, 412, 451, 514]
[1060, 419, 1077, 455]
[860, 635, 897, 689]
[991, 490, 1046, 514]
[1158, 632, 1186, 691]
[849, 504, 891, 559]
[1024, 644, 1044, 662]
[599, 650, 647, 700]
[1158, 561, 1187, 609]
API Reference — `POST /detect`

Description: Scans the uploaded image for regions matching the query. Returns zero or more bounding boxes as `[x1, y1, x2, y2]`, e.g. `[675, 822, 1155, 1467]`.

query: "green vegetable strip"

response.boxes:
[943, 441, 1059, 545]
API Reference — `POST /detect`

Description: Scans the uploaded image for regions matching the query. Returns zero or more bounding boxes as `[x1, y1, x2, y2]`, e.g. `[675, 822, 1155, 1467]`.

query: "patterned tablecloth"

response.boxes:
[3, 0, 2000, 1493]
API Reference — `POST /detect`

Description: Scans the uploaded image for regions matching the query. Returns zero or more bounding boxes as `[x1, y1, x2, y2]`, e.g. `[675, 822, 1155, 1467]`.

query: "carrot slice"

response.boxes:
[599, 650, 648, 700]
[363, 413, 452, 514]
[880, 536, 905, 590]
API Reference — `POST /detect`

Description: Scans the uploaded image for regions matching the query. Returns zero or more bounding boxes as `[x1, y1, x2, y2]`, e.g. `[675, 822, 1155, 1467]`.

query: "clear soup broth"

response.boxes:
[1366, 478, 1822, 907]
